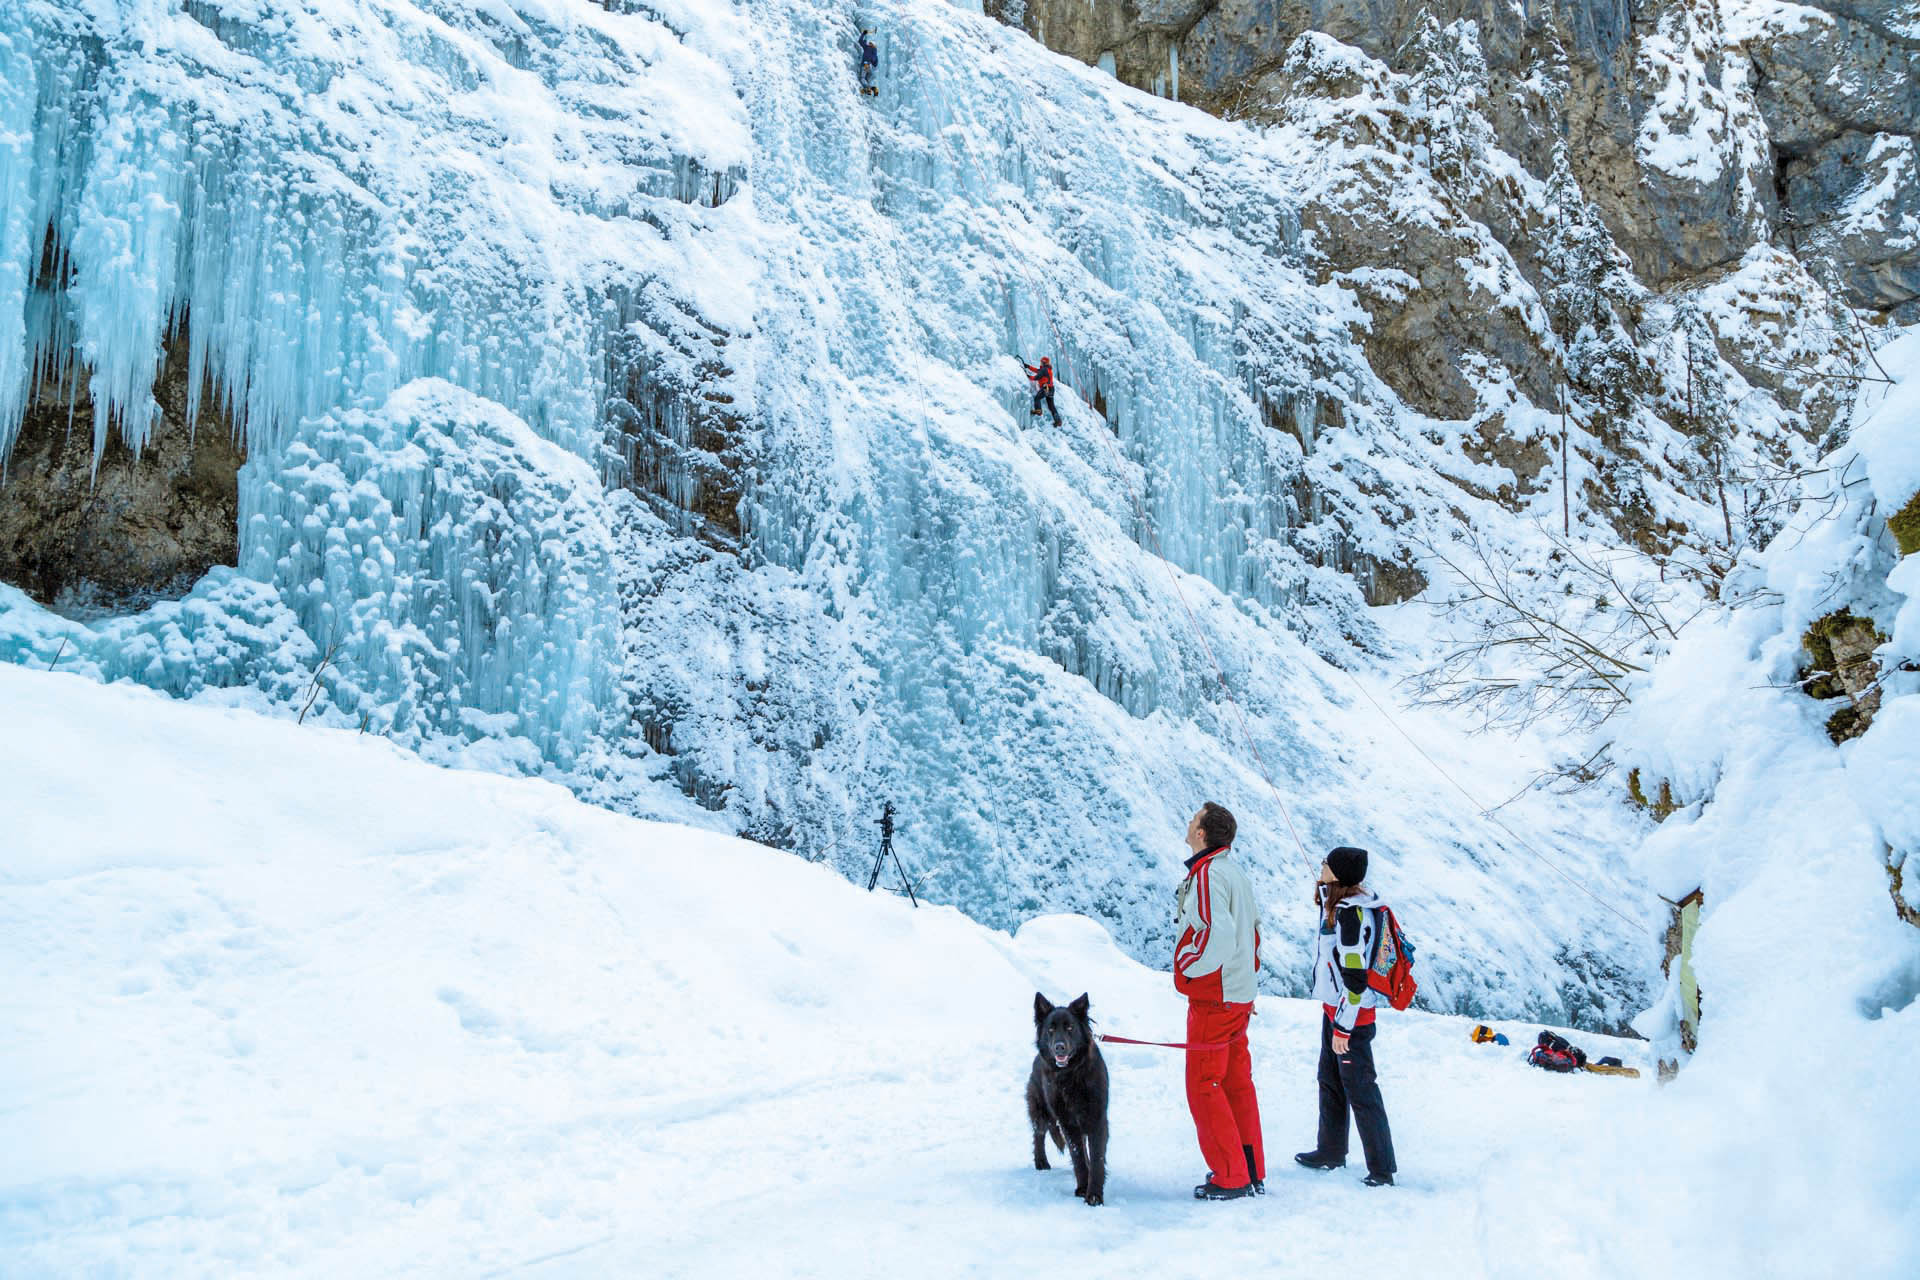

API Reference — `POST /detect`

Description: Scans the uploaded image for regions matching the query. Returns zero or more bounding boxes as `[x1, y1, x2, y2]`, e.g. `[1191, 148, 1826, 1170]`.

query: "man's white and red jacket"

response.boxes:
[1173, 845, 1262, 1005]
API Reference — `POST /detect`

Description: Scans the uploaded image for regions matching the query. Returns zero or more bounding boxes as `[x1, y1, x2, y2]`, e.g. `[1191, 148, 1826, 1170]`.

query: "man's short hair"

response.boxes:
[1197, 802, 1236, 850]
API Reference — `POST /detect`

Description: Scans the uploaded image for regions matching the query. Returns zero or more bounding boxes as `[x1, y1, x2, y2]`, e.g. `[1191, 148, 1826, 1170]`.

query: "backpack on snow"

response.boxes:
[1527, 1030, 1587, 1073]
[1365, 904, 1418, 1011]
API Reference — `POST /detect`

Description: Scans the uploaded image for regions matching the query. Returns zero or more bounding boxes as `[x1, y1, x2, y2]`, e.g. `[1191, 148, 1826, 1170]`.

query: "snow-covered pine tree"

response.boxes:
[1672, 302, 1737, 550]
[1540, 145, 1644, 415]
[1402, 14, 1487, 187]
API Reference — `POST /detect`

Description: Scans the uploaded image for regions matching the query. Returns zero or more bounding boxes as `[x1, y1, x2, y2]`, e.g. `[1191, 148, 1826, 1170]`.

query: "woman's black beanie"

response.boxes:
[1327, 845, 1369, 887]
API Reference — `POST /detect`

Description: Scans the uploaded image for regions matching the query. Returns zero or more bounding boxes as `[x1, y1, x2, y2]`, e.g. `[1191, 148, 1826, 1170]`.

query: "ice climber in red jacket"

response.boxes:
[1023, 356, 1062, 426]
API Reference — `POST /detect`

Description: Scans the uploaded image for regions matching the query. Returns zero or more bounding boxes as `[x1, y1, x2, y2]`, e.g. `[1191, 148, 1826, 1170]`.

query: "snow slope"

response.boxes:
[4, 665, 1914, 1276]
[1615, 328, 1920, 1126]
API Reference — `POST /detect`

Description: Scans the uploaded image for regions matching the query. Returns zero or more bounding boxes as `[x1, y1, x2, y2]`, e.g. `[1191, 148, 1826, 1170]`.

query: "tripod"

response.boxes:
[864, 801, 919, 907]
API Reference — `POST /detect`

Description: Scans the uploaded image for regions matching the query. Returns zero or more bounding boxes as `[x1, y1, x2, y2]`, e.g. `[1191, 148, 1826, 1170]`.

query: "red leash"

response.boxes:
[1097, 1033, 1236, 1051]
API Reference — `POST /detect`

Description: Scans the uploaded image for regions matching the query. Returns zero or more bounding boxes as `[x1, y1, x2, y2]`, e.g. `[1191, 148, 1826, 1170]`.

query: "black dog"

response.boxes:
[1026, 992, 1109, 1206]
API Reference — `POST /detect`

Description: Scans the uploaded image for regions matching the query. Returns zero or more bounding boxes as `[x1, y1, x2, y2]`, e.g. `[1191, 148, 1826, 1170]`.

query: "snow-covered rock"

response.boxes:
[1617, 327, 1920, 1079]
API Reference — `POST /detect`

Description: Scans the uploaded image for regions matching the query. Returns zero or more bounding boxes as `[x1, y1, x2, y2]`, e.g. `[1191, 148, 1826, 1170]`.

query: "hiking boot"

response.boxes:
[1362, 1172, 1395, 1187]
[1194, 1177, 1256, 1201]
[1294, 1151, 1345, 1171]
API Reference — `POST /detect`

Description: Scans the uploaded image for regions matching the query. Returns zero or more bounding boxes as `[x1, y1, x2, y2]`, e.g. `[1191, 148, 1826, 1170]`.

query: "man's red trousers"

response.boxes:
[1185, 999, 1264, 1188]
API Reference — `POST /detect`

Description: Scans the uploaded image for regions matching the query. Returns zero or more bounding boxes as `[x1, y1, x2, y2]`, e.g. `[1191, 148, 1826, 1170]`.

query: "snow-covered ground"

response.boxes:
[4, 665, 1914, 1276]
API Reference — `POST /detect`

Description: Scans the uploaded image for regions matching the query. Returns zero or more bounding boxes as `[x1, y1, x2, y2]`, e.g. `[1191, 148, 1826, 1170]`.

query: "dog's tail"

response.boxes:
[1048, 1121, 1066, 1152]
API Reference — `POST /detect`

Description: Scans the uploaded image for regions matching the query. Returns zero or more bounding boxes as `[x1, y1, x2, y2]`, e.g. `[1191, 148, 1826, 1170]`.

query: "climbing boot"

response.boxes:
[1194, 1176, 1255, 1201]
[1294, 1151, 1344, 1171]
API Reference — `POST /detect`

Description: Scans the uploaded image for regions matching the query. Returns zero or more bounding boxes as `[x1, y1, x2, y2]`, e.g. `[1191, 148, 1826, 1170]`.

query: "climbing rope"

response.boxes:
[895, 14, 1651, 934]
[897, 20, 1319, 872]
[1338, 667, 1654, 936]
[1027, 270, 1317, 875]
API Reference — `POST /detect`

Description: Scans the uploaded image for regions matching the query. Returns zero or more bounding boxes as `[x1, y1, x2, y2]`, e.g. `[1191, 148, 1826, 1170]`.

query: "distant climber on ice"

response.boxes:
[1024, 356, 1062, 426]
[857, 30, 879, 96]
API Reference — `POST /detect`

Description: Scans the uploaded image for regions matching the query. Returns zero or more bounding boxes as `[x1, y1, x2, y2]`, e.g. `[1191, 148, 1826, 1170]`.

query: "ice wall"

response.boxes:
[1, 0, 745, 752]
[241, 379, 620, 760]
[0, 0, 1657, 1024]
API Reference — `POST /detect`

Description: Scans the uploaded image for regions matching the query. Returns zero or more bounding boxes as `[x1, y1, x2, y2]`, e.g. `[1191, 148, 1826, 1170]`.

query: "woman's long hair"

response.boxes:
[1316, 881, 1368, 930]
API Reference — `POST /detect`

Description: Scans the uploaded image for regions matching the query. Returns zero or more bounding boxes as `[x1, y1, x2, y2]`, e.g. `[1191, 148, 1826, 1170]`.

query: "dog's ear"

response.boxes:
[1068, 993, 1090, 1020]
[1034, 992, 1054, 1023]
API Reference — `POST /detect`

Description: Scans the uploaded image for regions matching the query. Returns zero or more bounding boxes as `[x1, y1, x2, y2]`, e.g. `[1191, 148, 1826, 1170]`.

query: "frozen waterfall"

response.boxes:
[0, 0, 1655, 1025]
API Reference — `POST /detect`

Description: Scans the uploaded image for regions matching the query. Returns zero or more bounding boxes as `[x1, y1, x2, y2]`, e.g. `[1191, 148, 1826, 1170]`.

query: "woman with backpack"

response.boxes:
[1295, 845, 1399, 1187]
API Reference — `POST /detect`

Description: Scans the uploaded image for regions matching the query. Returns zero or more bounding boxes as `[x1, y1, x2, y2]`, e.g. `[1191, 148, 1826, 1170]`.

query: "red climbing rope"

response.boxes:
[906, 23, 1319, 872]
[896, 9, 1651, 933]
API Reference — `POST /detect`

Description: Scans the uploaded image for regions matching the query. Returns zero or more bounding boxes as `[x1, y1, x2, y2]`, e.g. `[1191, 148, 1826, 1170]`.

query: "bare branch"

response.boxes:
[298, 634, 342, 727]
[1410, 525, 1691, 734]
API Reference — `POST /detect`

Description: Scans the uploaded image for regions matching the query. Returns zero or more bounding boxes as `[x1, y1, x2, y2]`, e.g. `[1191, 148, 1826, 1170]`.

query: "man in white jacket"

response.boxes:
[1173, 802, 1266, 1200]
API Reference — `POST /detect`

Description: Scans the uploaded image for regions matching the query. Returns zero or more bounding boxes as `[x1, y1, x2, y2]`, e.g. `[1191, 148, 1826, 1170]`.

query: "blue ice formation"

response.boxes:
[242, 379, 619, 761]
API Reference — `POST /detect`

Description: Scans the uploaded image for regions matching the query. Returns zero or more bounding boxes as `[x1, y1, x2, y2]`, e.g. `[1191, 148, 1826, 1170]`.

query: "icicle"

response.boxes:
[0, 27, 37, 459]
[68, 92, 187, 458]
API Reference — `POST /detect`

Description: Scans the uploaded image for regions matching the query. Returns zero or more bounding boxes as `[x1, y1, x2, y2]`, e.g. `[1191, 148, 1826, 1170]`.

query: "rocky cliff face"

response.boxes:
[1742, 0, 1920, 318]
[1000, 0, 1915, 319]
[0, 330, 243, 616]
[1002, 0, 1764, 282]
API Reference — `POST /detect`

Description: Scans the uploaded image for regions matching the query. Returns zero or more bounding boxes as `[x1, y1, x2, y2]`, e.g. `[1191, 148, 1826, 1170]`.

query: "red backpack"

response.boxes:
[1365, 905, 1418, 1011]
[1527, 1031, 1587, 1073]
